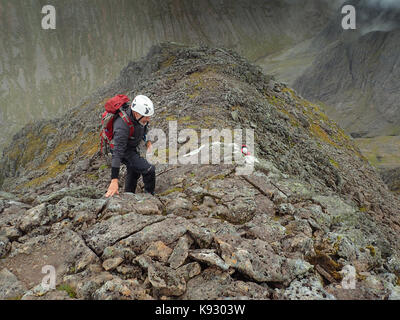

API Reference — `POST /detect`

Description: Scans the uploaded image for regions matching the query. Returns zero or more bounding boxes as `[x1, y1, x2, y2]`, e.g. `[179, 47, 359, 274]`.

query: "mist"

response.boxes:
[356, 0, 400, 35]
[363, 0, 400, 9]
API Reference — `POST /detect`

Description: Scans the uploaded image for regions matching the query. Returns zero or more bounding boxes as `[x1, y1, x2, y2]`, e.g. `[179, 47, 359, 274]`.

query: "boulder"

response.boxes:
[0, 268, 27, 299]
[148, 262, 187, 297]
[168, 235, 194, 269]
[83, 213, 165, 256]
[0, 228, 99, 290]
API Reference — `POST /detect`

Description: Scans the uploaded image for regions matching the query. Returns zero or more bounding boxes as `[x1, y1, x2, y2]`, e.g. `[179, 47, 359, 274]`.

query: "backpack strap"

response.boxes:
[118, 110, 134, 138]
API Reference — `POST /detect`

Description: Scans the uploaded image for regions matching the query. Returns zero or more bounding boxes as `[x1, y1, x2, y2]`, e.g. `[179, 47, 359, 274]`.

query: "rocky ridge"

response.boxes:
[0, 0, 336, 152]
[0, 43, 400, 300]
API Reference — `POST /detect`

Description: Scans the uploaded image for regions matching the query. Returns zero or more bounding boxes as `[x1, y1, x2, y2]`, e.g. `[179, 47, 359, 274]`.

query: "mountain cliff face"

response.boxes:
[1, 43, 399, 300]
[259, 0, 400, 139]
[0, 0, 335, 152]
[294, 4, 400, 138]
[257, 0, 400, 191]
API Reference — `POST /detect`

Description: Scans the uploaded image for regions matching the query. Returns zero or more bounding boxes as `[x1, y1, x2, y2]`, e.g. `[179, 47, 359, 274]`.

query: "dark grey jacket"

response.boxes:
[111, 107, 148, 169]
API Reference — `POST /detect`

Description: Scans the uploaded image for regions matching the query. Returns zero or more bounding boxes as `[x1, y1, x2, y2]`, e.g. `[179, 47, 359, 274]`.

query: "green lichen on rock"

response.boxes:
[56, 284, 77, 299]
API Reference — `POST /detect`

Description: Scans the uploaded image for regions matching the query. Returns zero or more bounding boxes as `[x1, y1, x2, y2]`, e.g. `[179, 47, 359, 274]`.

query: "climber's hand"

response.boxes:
[105, 179, 119, 198]
[146, 141, 153, 153]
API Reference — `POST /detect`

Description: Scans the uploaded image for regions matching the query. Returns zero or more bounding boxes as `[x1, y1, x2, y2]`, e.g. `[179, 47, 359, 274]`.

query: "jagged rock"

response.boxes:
[243, 214, 286, 244]
[62, 268, 114, 299]
[187, 224, 213, 249]
[115, 265, 143, 279]
[0, 201, 31, 228]
[83, 213, 165, 256]
[168, 235, 194, 269]
[102, 258, 124, 271]
[134, 198, 163, 216]
[334, 236, 358, 262]
[18, 203, 48, 233]
[103, 193, 162, 217]
[37, 186, 103, 204]
[135, 254, 154, 270]
[165, 197, 193, 217]
[101, 244, 136, 261]
[76, 159, 91, 172]
[57, 152, 70, 165]
[21, 283, 57, 300]
[386, 255, 400, 274]
[202, 196, 216, 208]
[0, 268, 27, 299]
[206, 179, 257, 224]
[231, 110, 239, 121]
[46, 196, 107, 225]
[215, 234, 312, 283]
[280, 275, 336, 300]
[189, 249, 230, 271]
[22, 289, 74, 300]
[277, 203, 295, 216]
[285, 218, 313, 237]
[389, 286, 400, 300]
[119, 217, 188, 254]
[182, 267, 270, 300]
[0, 192, 22, 202]
[0, 236, 11, 258]
[281, 234, 315, 258]
[0, 226, 21, 241]
[144, 241, 173, 263]
[93, 277, 153, 300]
[148, 262, 186, 297]
[177, 262, 202, 282]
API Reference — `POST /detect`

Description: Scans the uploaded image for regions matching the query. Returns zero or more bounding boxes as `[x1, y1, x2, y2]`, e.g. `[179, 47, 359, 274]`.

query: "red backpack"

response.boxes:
[100, 94, 134, 153]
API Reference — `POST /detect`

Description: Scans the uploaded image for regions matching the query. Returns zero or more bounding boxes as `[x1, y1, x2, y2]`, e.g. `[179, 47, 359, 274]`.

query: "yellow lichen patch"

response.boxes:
[279, 108, 299, 127]
[329, 159, 340, 169]
[308, 250, 343, 281]
[188, 91, 199, 99]
[332, 236, 342, 253]
[356, 272, 367, 281]
[41, 124, 57, 136]
[178, 116, 193, 123]
[80, 132, 99, 157]
[310, 123, 338, 148]
[22, 159, 70, 189]
[165, 115, 177, 121]
[186, 124, 200, 129]
[267, 87, 359, 153]
[20, 133, 84, 189]
[309, 103, 330, 122]
[188, 66, 217, 81]
[40, 133, 83, 169]
[186, 66, 221, 96]
[365, 245, 376, 257]
[71, 99, 99, 117]
[161, 55, 176, 69]
[8, 124, 55, 169]
[159, 187, 184, 196]
[178, 115, 208, 127]
[265, 94, 286, 108]
[86, 173, 98, 180]
[230, 105, 241, 111]
[359, 207, 367, 213]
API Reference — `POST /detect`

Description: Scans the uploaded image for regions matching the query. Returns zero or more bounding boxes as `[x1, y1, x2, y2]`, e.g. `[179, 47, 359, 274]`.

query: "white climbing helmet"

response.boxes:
[131, 95, 154, 117]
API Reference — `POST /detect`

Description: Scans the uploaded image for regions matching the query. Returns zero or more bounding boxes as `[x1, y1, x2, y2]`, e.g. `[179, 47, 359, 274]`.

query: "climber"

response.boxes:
[105, 95, 156, 198]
